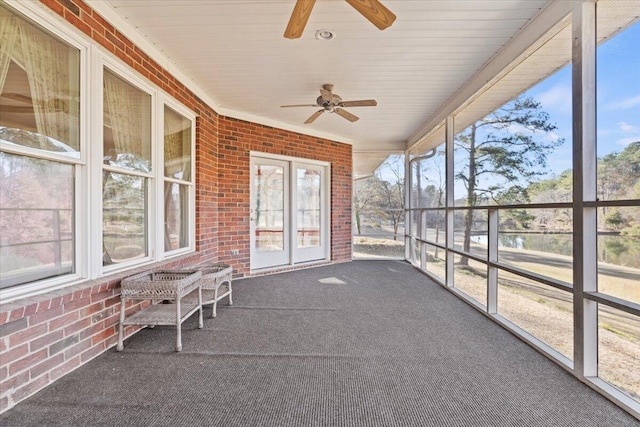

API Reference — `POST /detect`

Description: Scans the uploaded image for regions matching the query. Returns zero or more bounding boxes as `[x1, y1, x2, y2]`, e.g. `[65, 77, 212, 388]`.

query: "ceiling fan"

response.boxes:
[284, 0, 396, 39]
[281, 83, 377, 124]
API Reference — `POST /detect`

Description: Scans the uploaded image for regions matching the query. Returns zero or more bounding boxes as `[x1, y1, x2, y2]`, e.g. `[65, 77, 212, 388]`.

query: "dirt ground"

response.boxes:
[353, 235, 404, 258]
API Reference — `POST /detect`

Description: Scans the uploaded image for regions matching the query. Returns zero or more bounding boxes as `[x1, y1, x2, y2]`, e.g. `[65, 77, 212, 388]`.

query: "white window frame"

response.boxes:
[0, 0, 197, 302]
[157, 99, 197, 258]
[0, 0, 90, 301]
[96, 59, 157, 277]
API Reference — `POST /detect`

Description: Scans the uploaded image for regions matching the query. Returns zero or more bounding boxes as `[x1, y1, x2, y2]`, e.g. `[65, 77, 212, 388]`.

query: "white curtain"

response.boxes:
[1, 6, 79, 151]
[19, 22, 75, 147]
[163, 108, 191, 179]
[0, 8, 19, 92]
[163, 182, 188, 251]
[104, 70, 151, 167]
[163, 108, 191, 250]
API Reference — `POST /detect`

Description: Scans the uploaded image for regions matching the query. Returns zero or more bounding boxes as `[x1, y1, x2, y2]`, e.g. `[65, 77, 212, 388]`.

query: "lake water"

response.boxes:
[471, 233, 640, 270]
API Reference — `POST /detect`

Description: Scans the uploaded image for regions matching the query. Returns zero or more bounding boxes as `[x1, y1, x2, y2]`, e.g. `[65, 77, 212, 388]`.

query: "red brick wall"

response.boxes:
[0, 253, 203, 412]
[217, 116, 353, 274]
[0, 0, 352, 413]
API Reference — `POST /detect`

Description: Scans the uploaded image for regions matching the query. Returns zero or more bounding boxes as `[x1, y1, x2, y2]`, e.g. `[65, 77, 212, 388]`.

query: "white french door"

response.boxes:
[250, 154, 329, 270]
[250, 157, 290, 269]
[293, 162, 326, 263]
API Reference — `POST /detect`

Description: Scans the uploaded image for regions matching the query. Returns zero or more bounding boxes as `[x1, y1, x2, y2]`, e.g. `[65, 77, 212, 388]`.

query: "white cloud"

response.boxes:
[618, 121, 640, 133]
[536, 84, 572, 114]
[505, 123, 531, 135]
[501, 123, 564, 145]
[603, 94, 640, 111]
[617, 135, 640, 146]
[545, 131, 561, 142]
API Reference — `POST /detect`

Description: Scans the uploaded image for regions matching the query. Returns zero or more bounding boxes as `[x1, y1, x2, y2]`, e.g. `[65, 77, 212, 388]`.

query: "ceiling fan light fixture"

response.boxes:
[315, 29, 335, 41]
[281, 84, 375, 124]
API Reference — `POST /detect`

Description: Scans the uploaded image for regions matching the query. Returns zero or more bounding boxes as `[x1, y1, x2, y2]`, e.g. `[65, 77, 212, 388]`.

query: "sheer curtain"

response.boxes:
[0, 6, 79, 151]
[163, 108, 191, 179]
[102, 70, 151, 264]
[20, 22, 77, 149]
[0, 8, 19, 92]
[163, 108, 191, 251]
[103, 70, 151, 171]
[163, 183, 189, 251]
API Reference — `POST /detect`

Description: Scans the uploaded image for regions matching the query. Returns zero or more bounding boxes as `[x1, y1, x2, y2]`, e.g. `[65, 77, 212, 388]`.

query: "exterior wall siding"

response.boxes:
[0, 0, 352, 413]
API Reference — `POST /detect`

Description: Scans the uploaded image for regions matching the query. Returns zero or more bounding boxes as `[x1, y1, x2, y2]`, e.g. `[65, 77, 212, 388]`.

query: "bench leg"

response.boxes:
[198, 287, 203, 329]
[228, 281, 233, 306]
[175, 298, 182, 352]
[212, 288, 218, 318]
[117, 296, 125, 351]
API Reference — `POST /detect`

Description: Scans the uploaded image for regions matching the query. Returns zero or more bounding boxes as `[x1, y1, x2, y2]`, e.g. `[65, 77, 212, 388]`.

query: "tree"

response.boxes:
[413, 148, 446, 255]
[455, 97, 564, 262]
[376, 155, 405, 240]
[596, 141, 640, 234]
[604, 210, 626, 231]
[353, 175, 386, 235]
[494, 185, 535, 230]
[598, 141, 640, 201]
[352, 155, 405, 240]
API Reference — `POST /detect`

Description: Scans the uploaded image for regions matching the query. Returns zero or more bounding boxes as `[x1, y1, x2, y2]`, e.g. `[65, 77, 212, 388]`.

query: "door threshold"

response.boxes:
[250, 260, 332, 276]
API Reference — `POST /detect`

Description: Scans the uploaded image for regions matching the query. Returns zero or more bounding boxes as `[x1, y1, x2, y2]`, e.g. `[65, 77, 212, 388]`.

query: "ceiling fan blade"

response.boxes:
[284, 0, 316, 39]
[281, 104, 318, 108]
[305, 109, 325, 124]
[335, 108, 359, 122]
[344, 0, 396, 30]
[339, 99, 377, 107]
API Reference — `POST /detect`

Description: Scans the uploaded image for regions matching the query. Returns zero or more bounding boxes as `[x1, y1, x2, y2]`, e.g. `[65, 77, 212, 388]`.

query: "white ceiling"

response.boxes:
[88, 0, 553, 175]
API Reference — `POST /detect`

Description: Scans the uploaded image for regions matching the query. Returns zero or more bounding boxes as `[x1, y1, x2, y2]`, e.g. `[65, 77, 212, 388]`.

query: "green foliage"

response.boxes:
[355, 117, 640, 239]
[602, 239, 629, 257]
[494, 186, 535, 230]
[513, 141, 640, 233]
[454, 96, 564, 257]
[604, 210, 625, 230]
[353, 155, 405, 239]
[455, 96, 565, 205]
[528, 169, 572, 199]
[621, 224, 640, 237]
[598, 141, 640, 201]
[596, 142, 640, 233]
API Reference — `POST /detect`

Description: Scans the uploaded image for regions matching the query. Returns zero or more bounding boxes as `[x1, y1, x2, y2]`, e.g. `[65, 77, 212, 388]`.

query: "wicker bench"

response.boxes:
[117, 269, 203, 352]
[184, 263, 233, 318]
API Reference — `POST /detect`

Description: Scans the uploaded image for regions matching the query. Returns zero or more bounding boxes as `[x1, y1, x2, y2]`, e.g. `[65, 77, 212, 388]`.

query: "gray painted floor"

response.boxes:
[1, 260, 637, 426]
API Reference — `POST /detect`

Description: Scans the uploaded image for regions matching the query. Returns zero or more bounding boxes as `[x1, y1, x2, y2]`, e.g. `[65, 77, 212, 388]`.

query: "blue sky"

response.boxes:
[526, 20, 640, 176]
[380, 20, 639, 187]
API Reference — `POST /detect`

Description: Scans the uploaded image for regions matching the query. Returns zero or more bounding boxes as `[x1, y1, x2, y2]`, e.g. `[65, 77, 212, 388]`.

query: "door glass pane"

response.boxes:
[254, 164, 284, 252]
[297, 167, 320, 248]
